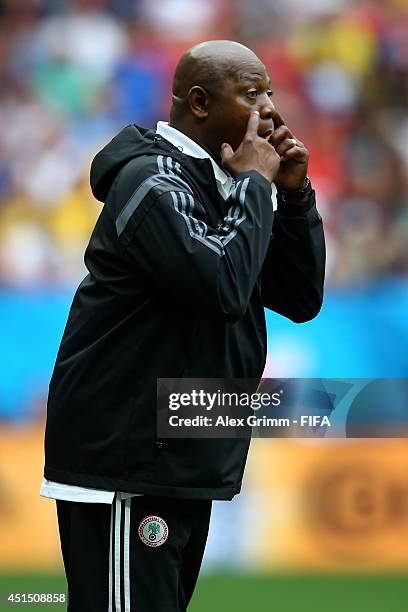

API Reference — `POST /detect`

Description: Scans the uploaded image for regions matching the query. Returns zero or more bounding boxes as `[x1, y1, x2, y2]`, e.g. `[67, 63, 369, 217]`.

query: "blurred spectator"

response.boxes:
[0, 0, 407, 288]
[139, 0, 223, 41]
[108, 20, 170, 126]
[32, 1, 126, 85]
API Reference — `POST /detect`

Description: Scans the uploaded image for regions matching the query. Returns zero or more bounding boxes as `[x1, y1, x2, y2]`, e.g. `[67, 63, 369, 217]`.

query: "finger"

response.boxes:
[265, 132, 275, 145]
[281, 145, 306, 162]
[220, 142, 234, 164]
[270, 126, 295, 148]
[244, 111, 260, 140]
[275, 138, 298, 157]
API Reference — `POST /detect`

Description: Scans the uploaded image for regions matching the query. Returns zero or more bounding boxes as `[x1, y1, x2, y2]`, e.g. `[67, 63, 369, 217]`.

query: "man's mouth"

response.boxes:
[259, 128, 273, 139]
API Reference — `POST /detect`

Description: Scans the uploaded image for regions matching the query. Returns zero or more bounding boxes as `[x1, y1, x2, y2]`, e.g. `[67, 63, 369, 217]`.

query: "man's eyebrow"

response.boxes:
[238, 73, 272, 86]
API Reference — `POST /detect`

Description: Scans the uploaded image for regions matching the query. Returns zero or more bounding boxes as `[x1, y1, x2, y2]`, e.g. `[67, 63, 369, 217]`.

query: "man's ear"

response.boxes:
[187, 86, 210, 119]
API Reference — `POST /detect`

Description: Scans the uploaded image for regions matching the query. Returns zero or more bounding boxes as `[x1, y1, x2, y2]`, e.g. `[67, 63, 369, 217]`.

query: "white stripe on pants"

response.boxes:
[109, 493, 132, 611]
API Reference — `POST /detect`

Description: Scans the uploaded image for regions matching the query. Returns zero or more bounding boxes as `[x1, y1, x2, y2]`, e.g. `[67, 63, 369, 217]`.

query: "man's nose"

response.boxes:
[258, 96, 277, 126]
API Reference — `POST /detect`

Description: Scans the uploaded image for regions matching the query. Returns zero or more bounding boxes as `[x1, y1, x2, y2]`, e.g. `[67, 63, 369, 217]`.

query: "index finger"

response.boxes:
[245, 111, 260, 139]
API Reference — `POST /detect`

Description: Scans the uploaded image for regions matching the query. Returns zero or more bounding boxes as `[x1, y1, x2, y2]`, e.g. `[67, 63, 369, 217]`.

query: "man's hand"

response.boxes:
[221, 111, 281, 183]
[269, 112, 309, 192]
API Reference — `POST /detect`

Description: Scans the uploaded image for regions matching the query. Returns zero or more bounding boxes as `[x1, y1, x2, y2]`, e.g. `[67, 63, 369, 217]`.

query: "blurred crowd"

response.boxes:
[0, 0, 407, 288]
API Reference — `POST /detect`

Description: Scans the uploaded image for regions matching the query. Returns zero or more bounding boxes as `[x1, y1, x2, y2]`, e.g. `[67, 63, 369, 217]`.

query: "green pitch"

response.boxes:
[0, 572, 407, 611]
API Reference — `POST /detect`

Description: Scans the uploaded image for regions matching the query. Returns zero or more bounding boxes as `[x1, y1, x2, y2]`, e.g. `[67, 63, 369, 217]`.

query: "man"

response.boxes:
[40, 40, 325, 611]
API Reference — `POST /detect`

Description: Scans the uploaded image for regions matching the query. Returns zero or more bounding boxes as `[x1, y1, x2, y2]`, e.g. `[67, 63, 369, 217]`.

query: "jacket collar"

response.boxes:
[156, 121, 233, 200]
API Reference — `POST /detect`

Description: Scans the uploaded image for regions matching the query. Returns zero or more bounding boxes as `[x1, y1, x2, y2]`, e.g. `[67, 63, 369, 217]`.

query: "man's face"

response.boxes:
[208, 61, 279, 155]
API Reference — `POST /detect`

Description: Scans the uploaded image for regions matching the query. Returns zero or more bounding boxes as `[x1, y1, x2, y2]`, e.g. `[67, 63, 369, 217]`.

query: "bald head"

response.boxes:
[168, 40, 275, 161]
[171, 40, 264, 113]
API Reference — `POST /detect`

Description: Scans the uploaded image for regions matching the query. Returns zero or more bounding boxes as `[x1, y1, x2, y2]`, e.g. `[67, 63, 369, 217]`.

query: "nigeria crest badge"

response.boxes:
[138, 515, 169, 547]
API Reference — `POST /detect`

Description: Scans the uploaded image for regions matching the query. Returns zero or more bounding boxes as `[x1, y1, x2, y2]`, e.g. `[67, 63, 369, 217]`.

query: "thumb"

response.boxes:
[220, 143, 233, 165]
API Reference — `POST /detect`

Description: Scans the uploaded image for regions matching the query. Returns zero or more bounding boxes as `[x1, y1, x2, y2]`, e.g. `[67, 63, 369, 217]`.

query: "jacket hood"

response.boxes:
[90, 124, 167, 202]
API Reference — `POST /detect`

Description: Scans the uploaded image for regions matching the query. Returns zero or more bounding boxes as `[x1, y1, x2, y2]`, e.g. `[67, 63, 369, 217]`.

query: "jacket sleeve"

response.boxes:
[114, 158, 274, 322]
[260, 186, 326, 323]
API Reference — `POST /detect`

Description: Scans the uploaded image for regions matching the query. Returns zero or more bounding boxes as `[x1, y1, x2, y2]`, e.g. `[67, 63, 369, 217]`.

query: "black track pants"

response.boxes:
[56, 493, 212, 611]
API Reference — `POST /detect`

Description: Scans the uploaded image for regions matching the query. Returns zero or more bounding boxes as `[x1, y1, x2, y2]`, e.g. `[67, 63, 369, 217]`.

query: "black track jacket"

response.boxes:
[43, 125, 325, 500]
